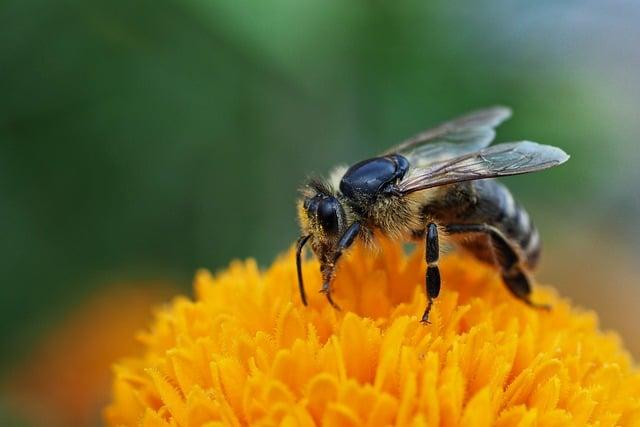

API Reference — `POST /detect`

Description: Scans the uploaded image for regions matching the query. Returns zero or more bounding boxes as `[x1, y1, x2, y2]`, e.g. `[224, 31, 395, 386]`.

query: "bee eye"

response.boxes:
[304, 196, 320, 215]
[317, 198, 340, 236]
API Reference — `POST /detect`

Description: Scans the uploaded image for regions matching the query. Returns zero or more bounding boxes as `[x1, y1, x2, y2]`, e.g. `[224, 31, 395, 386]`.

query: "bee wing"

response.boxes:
[383, 106, 512, 167]
[397, 141, 570, 194]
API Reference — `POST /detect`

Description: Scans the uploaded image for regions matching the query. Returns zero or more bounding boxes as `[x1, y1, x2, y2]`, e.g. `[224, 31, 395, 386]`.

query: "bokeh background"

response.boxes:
[1, 1, 639, 425]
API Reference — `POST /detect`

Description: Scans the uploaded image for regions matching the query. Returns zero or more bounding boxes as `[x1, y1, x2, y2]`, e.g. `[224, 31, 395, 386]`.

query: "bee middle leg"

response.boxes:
[421, 223, 441, 323]
[445, 224, 550, 310]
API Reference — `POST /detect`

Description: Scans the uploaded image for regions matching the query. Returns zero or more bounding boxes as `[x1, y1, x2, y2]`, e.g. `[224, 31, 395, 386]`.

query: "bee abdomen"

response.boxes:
[523, 227, 541, 268]
[488, 181, 541, 269]
[425, 180, 542, 269]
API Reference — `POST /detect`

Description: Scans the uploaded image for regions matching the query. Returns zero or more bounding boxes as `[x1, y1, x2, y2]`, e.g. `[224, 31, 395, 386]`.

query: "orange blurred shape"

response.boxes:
[3, 283, 172, 427]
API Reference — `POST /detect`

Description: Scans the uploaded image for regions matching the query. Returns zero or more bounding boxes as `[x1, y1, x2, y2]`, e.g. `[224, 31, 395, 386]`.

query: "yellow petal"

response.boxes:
[104, 241, 640, 426]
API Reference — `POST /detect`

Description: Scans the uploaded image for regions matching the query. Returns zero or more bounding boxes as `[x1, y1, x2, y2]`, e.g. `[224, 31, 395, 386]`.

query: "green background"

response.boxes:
[1, 1, 639, 425]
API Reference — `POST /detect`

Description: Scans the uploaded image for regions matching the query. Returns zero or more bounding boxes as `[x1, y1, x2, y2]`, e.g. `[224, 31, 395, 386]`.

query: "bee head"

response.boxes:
[297, 179, 348, 254]
[302, 194, 345, 241]
[296, 178, 358, 307]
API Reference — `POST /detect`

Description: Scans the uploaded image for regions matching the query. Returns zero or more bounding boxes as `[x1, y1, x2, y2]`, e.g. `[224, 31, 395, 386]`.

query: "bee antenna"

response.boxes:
[296, 235, 311, 306]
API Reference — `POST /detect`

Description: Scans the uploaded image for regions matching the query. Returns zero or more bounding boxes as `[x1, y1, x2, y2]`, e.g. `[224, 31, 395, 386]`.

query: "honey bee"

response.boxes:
[296, 107, 569, 322]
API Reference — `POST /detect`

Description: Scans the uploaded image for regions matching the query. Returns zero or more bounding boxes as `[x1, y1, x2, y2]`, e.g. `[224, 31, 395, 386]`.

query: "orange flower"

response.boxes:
[105, 240, 640, 426]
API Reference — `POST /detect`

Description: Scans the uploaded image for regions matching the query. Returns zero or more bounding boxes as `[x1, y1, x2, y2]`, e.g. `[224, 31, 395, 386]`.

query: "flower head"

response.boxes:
[105, 240, 640, 426]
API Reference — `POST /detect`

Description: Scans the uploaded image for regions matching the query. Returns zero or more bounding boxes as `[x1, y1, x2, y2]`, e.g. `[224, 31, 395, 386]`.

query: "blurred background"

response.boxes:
[1, 0, 639, 425]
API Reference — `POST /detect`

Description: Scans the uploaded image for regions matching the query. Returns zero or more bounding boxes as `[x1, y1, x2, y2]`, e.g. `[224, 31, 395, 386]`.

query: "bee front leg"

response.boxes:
[321, 279, 341, 310]
[321, 222, 361, 310]
[422, 223, 441, 323]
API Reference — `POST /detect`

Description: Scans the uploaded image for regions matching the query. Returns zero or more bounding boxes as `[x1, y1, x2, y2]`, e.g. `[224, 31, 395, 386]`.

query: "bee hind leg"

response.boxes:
[445, 224, 550, 311]
[422, 223, 441, 324]
[502, 268, 551, 311]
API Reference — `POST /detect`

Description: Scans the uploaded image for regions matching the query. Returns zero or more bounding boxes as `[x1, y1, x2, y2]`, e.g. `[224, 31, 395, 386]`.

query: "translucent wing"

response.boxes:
[383, 106, 512, 167]
[397, 141, 570, 194]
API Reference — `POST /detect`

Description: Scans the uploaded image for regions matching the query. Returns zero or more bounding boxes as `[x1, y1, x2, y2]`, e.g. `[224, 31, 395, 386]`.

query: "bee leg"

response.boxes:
[445, 224, 551, 311]
[321, 280, 341, 310]
[321, 222, 361, 311]
[501, 269, 551, 311]
[422, 223, 441, 324]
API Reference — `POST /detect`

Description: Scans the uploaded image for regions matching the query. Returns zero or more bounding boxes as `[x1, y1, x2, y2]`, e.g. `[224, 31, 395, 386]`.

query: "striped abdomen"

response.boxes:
[427, 179, 541, 269]
[483, 180, 541, 268]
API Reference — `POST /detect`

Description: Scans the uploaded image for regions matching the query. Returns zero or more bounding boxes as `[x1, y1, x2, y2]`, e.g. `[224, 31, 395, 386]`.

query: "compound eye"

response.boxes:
[317, 198, 340, 236]
[304, 196, 320, 217]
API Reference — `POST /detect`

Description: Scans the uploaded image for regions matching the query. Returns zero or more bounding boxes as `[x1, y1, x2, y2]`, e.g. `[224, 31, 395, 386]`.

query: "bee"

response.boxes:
[296, 106, 569, 322]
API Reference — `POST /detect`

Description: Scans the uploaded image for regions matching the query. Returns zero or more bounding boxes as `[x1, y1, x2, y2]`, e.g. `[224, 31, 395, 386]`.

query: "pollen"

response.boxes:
[104, 239, 640, 426]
